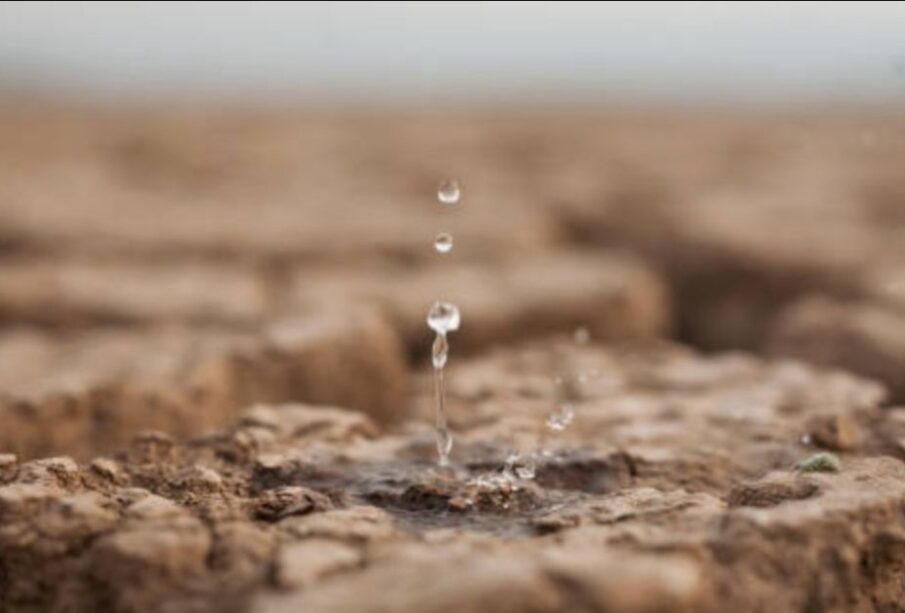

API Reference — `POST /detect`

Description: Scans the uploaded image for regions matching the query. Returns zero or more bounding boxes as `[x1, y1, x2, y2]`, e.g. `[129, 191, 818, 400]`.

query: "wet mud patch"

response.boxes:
[294, 459, 596, 537]
[533, 450, 636, 493]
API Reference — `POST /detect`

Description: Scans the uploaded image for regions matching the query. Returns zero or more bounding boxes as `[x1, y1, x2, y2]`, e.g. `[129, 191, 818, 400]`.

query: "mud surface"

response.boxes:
[2, 106, 905, 611]
[3, 342, 905, 612]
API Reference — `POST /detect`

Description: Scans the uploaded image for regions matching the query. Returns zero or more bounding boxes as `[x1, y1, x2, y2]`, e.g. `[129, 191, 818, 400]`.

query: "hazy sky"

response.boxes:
[1, 1, 904, 104]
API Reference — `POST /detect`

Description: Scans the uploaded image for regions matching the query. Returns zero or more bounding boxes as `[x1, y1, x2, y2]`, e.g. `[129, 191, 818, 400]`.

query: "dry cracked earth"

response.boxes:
[2, 104, 905, 612]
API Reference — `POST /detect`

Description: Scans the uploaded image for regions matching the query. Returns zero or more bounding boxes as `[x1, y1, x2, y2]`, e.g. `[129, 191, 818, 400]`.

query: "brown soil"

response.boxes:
[2, 105, 905, 611]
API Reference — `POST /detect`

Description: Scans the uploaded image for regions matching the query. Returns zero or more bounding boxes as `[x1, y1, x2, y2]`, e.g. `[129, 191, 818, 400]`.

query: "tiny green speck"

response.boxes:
[794, 452, 841, 474]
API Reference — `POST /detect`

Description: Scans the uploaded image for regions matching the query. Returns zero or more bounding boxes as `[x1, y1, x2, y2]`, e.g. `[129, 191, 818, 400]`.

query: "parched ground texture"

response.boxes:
[2, 104, 905, 612]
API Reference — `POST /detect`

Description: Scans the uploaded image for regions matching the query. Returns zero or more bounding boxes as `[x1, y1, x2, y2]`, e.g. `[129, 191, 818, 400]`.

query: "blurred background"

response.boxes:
[2, 1, 905, 105]
[3, 1, 905, 458]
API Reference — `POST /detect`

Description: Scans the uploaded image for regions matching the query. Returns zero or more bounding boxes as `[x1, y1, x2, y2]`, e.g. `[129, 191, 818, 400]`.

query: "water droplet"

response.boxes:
[800, 433, 812, 446]
[573, 326, 591, 345]
[546, 403, 574, 432]
[427, 301, 461, 335]
[434, 232, 453, 254]
[437, 180, 460, 205]
[432, 333, 449, 369]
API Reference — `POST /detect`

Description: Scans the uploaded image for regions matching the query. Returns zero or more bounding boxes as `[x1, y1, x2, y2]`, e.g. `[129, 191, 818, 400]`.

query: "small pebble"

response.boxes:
[90, 458, 121, 481]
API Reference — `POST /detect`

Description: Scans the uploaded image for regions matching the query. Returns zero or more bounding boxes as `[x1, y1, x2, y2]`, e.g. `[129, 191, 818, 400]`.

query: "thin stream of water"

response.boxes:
[433, 335, 452, 465]
[427, 179, 460, 467]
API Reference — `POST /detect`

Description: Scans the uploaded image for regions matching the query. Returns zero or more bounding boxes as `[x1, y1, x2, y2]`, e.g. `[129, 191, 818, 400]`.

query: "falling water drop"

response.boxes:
[437, 179, 461, 205]
[427, 301, 460, 334]
[434, 232, 453, 254]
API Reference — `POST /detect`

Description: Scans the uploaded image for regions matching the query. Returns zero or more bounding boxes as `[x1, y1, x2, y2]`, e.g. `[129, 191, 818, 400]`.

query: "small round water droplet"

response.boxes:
[427, 301, 461, 334]
[434, 232, 453, 254]
[573, 326, 591, 345]
[437, 180, 460, 205]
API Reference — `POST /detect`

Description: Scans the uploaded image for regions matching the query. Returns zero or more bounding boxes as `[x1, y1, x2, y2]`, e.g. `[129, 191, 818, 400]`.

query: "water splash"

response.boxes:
[467, 452, 535, 491]
[541, 331, 590, 450]
[545, 403, 574, 431]
[503, 452, 536, 481]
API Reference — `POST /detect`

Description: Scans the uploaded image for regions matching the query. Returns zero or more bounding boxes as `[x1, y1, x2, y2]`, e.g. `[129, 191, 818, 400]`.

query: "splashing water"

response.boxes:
[544, 327, 593, 436]
[434, 232, 453, 254]
[546, 403, 574, 431]
[504, 452, 537, 481]
[437, 179, 461, 205]
[467, 452, 536, 491]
